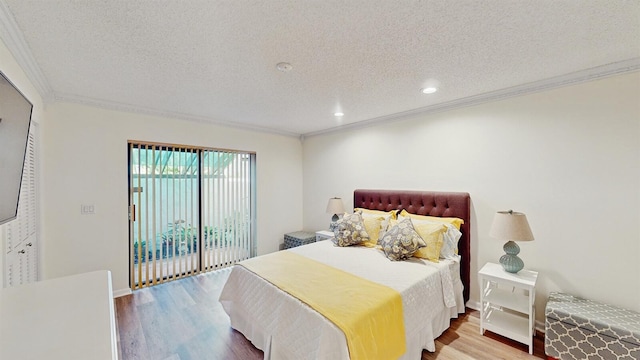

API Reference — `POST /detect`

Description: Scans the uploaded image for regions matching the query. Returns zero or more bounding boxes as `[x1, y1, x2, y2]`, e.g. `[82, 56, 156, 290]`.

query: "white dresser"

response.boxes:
[0, 270, 118, 360]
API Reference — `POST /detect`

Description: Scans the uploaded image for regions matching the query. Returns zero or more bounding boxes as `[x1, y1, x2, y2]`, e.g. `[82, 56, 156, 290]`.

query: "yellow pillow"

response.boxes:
[355, 208, 397, 219]
[410, 221, 448, 262]
[397, 209, 464, 230]
[355, 208, 395, 247]
[361, 215, 386, 247]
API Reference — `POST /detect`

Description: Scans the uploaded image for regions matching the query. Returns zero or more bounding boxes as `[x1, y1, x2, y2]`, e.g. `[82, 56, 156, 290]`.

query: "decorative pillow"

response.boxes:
[355, 209, 394, 247]
[379, 218, 426, 261]
[397, 210, 463, 259]
[409, 220, 448, 262]
[439, 224, 462, 260]
[397, 209, 464, 230]
[332, 211, 370, 247]
[360, 215, 386, 247]
[356, 208, 398, 224]
[377, 213, 398, 242]
[355, 208, 396, 218]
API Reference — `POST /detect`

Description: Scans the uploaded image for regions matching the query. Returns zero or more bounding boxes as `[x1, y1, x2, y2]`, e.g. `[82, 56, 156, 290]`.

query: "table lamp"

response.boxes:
[489, 210, 534, 273]
[326, 197, 345, 231]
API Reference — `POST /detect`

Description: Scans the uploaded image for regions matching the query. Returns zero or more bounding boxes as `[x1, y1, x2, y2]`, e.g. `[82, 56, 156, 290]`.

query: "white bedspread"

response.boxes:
[219, 240, 465, 360]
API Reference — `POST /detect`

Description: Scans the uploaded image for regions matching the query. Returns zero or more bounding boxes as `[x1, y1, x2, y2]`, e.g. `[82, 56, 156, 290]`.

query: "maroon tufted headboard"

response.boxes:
[354, 189, 471, 303]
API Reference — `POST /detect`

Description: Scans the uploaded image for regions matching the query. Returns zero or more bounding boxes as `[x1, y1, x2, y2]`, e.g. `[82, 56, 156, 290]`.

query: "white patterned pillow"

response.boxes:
[379, 218, 426, 261]
[439, 224, 462, 260]
[332, 212, 370, 247]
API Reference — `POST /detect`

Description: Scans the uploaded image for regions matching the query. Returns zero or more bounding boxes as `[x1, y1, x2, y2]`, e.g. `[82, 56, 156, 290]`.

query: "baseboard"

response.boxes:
[466, 300, 481, 310]
[466, 300, 545, 333]
[113, 288, 132, 298]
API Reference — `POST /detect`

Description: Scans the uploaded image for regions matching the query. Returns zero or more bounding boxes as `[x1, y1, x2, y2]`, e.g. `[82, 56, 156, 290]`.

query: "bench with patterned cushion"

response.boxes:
[545, 292, 640, 360]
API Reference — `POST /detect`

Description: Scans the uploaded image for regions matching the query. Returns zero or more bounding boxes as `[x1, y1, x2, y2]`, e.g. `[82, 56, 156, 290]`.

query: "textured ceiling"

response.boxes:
[1, 1, 639, 136]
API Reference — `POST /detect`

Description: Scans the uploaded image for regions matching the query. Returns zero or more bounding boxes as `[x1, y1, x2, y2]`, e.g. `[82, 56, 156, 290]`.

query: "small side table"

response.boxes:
[283, 231, 316, 249]
[315, 230, 334, 241]
[479, 262, 538, 354]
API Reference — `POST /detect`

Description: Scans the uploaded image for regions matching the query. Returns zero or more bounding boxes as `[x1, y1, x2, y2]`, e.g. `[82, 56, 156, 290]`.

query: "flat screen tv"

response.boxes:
[0, 71, 33, 225]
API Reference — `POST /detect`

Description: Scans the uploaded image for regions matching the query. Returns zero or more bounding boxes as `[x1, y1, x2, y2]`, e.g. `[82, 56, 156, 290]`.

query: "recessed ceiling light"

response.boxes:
[421, 87, 438, 94]
[276, 62, 293, 72]
[334, 112, 344, 117]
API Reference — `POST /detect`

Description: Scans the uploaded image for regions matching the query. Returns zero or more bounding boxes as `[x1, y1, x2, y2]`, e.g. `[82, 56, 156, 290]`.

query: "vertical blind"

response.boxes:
[128, 142, 255, 289]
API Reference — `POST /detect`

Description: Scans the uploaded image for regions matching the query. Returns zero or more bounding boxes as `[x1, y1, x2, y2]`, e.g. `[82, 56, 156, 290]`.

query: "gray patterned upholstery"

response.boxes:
[332, 212, 369, 247]
[379, 218, 426, 261]
[545, 292, 640, 359]
[284, 231, 316, 249]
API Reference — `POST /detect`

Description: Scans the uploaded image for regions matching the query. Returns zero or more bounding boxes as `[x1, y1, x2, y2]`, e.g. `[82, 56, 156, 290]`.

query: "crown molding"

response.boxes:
[38, 57, 640, 139]
[0, 1, 54, 103]
[1, 0, 637, 138]
[54, 92, 301, 138]
[304, 58, 640, 138]
[51, 58, 640, 139]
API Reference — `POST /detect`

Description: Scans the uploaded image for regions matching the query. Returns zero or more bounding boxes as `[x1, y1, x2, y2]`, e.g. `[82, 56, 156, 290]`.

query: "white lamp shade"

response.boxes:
[489, 210, 534, 242]
[326, 197, 345, 215]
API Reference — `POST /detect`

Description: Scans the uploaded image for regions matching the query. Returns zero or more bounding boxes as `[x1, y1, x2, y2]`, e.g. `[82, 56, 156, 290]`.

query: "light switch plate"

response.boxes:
[81, 204, 95, 215]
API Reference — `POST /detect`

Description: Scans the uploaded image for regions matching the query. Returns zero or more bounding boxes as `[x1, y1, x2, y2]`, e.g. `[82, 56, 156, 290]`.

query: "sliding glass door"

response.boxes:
[128, 142, 255, 289]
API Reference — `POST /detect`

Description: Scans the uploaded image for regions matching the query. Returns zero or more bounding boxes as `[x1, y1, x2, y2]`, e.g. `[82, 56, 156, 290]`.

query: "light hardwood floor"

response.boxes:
[115, 268, 546, 359]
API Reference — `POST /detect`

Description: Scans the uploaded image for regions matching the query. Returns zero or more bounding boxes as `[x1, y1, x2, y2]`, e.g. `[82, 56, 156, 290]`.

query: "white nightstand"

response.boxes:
[315, 230, 334, 241]
[478, 262, 538, 354]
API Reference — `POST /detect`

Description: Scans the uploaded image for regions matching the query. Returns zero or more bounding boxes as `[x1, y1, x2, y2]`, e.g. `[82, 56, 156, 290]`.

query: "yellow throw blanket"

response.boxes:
[239, 251, 406, 360]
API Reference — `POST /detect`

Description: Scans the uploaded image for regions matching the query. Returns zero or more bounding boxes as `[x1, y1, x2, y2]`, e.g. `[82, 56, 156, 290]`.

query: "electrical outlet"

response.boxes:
[81, 204, 95, 215]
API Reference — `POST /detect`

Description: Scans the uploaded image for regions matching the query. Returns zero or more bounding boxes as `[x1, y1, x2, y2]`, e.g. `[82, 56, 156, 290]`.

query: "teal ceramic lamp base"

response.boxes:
[500, 240, 524, 273]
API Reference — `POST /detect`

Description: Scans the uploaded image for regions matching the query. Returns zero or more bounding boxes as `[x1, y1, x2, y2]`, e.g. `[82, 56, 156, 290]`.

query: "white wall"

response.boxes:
[302, 72, 640, 322]
[3, 26, 639, 324]
[41, 102, 303, 294]
[0, 38, 45, 285]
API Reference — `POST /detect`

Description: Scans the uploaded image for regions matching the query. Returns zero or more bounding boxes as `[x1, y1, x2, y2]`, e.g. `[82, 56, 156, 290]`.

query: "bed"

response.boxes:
[219, 189, 471, 359]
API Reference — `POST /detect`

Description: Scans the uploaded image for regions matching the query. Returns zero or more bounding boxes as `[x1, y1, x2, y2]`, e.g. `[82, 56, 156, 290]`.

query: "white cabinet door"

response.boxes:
[15, 239, 37, 285]
[4, 247, 17, 287]
[3, 125, 38, 288]
[24, 238, 37, 283]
